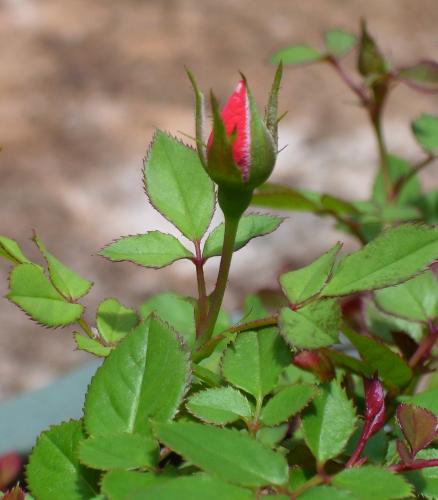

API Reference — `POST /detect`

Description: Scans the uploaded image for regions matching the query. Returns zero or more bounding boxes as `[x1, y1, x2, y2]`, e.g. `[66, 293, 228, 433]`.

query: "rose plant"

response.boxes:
[1, 21, 438, 500]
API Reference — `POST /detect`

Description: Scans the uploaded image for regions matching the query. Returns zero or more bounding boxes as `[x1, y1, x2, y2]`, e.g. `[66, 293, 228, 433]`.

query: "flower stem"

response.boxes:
[193, 240, 208, 338]
[371, 111, 393, 201]
[200, 215, 240, 344]
[78, 317, 94, 339]
[409, 320, 438, 369]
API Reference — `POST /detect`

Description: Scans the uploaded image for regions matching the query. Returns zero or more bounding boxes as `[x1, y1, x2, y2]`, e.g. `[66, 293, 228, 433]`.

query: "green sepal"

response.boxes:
[357, 20, 387, 77]
[207, 91, 242, 188]
[265, 62, 283, 149]
[245, 75, 276, 189]
[186, 68, 207, 166]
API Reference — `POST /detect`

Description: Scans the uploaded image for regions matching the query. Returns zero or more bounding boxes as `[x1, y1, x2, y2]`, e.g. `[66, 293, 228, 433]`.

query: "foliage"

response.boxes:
[1, 20, 438, 500]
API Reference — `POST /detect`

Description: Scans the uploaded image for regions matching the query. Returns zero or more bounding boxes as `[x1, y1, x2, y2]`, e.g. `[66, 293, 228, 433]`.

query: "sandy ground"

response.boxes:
[0, 0, 437, 399]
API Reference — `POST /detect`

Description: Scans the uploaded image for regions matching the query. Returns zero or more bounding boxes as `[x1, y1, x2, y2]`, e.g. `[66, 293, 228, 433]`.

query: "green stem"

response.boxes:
[194, 240, 208, 338]
[78, 317, 94, 339]
[372, 112, 393, 201]
[200, 215, 240, 344]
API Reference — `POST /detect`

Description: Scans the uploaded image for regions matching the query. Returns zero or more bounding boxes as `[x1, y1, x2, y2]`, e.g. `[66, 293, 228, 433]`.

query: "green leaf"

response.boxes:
[78, 433, 158, 470]
[33, 235, 92, 300]
[256, 425, 288, 448]
[302, 381, 356, 464]
[252, 183, 319, 211]
[332, 466, 412, 500]
[74, 332, 112, 357]
[144, 131, 215, 240]
[375, 271, 438, 322]
[260, 384, 317, 426]
[99, 231, 193, 268]
[404, 449, 438, 500]
[272, 45, 322, 65]
[372, 154, 422, 207]
[203, 214, 283, 259]
[322, 224, 438, 297]
[325, 29, 357, 57]
[398, 61, 438, 92]
[96, 298, 139, 344]
[0, 236, 30, 264]
[154, 421, 288, 487]
[401, 388, 438, 418]
[280, 243, 342, 304]
[186, 386, 252, 425]
[131, 475, 255, 500]
[27, 420, 99, 500]
[222, 328, 290, 400]
[412, 114, 438, 152]
[299, 486, 355, 499]
[101, 470, 158, 500]
[279, 299, 341, 349]
[84, 316, 190, 437]
[7, 263, 83, 327]
[343, 327, 412, 390]
[415, 190, 438, 225]
[139, 292, 196, 348]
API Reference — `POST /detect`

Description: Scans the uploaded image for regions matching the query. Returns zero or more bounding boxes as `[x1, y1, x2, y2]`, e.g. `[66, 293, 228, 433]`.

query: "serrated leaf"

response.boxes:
[144, 131, 215, 240]
[375, 271, 438, 322]
[272, 45, 322, 65]
[33, 236, 92, 300]
[203, 214, 283, 259]
[186, 386, 252, 425]
[131, 474, 255, 500]
[325, 29, 357, 57]
[84, 316, 190, 437]
[398, 61, 438, 93]
[332, 466, 412, 500]
[280, 243, 342, 304]
[101, 470, 157, 499]
[343, 328, 412, 390]
[404, 449, 438, 500]
[96, 298, 139, 344]
[299, 486, 355, 499]
[402, 388, 438, 419]
[139, 292, 196, 348]
[78, 433, 159, 470]
[222, 328, 290, 401]
[74, 332, 112, 357]
[7, 263, 83, 327]
[397, 404, 438, 457]
[322, 224, 438, 297]
[154, 421, 288, 487]
[260, 384, 317, 426]
[256, 425, 288, 448]
[302, 381, 356, 464]
[99, 231, 193, 268]
[279, 299, 341, 349]
[0, 236, 30, 264]
[412, 114, 438, 152]
[27, 420, 99, 500]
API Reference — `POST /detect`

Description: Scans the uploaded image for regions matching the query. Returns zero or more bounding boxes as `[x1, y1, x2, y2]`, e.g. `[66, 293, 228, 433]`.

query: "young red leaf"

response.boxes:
[293, 349, 334, 381]
[396, 438, 413, 464]
[397, 403, 438, 457]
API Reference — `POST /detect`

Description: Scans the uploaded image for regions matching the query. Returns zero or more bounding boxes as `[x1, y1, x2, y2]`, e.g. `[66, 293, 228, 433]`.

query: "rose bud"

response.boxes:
[187, 65, 282, 217]
[362, 375, 385, 440]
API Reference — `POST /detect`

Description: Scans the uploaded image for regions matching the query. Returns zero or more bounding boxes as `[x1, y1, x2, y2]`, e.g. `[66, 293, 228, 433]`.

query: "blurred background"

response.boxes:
[0, 0, 437, 400]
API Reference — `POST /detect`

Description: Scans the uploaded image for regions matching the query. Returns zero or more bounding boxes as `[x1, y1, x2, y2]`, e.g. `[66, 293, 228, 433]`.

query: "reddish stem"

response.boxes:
[409, 320, 438, 369]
